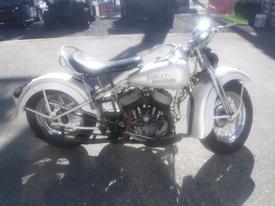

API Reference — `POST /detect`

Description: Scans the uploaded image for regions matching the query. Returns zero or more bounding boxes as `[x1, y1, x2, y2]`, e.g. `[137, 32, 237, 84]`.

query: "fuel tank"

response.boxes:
[128, 59, 191, 89]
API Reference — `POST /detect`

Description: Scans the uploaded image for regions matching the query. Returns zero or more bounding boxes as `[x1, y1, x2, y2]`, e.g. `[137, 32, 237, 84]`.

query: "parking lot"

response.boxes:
[0, 14, 206, 41]
[1, 2, 275, 205]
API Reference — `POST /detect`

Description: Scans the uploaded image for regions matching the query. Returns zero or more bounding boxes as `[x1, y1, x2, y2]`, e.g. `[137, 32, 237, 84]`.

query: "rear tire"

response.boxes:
[26, 91, 94, 148]
[27, 113, 81, 148]
[201, 82, 253, 154]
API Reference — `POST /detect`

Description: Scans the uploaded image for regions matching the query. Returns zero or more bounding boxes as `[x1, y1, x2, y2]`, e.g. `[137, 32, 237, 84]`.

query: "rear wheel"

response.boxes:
[201, 82, 253, 154]
[26, 91, 93, 148]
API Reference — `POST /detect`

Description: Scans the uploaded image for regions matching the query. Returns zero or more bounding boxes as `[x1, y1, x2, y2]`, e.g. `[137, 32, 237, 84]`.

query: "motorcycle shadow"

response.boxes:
[19, 143, 254, 206]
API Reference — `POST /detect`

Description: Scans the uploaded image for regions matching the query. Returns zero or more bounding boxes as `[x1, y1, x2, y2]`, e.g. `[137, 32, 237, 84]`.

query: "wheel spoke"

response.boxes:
[35, 92, 83, 137]
[214, 91, 246, 143]
[43, 90, 52, 115]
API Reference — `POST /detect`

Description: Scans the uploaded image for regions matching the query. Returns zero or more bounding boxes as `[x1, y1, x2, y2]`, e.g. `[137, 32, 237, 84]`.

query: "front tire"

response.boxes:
[201, 82, 253, 154]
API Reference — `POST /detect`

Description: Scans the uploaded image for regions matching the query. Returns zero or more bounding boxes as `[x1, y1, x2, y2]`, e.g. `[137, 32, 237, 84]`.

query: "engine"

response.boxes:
[118, 88, 173, 112]
[117, 88, 174, 138]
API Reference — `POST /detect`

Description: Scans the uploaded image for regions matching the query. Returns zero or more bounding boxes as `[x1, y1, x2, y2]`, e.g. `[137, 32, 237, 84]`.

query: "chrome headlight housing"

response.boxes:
[192, 19, 212, 45]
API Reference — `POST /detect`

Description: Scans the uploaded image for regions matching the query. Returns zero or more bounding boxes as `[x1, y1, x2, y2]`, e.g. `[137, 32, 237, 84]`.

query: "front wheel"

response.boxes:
[201, 82, 253, 154]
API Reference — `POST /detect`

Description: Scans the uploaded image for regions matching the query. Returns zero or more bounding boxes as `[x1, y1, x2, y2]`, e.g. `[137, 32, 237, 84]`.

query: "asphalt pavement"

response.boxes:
[0, 10, 275, 206]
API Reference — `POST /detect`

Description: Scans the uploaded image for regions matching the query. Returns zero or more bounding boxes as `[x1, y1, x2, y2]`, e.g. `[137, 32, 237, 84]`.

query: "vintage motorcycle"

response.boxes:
[14, 19, 253, 154]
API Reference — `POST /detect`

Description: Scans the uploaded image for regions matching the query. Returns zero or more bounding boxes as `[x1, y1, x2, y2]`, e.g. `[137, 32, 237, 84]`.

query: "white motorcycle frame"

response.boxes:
[15, 65, 250, 140]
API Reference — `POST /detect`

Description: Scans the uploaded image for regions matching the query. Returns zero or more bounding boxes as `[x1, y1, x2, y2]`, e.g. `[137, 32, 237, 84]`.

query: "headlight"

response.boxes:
[199, 32, 209, 42]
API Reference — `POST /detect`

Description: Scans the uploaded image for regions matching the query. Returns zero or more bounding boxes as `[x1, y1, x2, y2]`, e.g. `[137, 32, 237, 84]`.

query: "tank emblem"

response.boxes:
[147, 73, 176, 84]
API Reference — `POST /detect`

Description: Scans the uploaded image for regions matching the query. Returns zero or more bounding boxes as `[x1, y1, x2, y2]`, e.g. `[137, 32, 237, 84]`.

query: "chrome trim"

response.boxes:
[127, 132, 156, 141]
[54, 100, 92, 120]
[213, 89, 247, 143]
[43, 90, 52, 116]
[196, 47, 234, 115]
[208, 67, 234, 115]
[25, 107, 51, 119]
[229, 83, 244, 121]
[214, 82, 244, 121]
[51, 122, 98, 130]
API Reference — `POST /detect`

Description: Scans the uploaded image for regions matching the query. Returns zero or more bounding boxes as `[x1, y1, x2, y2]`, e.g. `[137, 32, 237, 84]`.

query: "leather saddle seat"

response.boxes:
[69, 51, 142, 76]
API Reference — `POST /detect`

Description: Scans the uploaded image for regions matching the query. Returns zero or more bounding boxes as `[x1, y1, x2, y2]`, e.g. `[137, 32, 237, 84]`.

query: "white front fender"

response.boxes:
[15, 73, 96, 116]
[189, 66, 250, 139]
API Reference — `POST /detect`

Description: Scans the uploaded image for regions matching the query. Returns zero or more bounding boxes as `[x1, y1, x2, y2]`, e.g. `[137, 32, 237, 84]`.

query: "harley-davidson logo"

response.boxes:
[147, 73, 176, 84]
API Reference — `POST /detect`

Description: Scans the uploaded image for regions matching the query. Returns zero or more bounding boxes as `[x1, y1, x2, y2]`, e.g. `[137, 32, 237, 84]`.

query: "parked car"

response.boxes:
[0, 0, 41, 28]
[42, 0, 96, 30]
[120, 0, 189, 26]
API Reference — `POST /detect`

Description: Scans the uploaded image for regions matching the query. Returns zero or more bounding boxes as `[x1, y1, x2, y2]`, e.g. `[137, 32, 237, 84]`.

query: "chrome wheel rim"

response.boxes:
[214, 91, 246, 144]
[35, 92, 83, 136]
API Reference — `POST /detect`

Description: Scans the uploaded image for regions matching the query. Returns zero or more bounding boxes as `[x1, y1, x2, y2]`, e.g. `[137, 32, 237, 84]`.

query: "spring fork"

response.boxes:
[208, 67, 234, 115]
[196, 47, 234, 115]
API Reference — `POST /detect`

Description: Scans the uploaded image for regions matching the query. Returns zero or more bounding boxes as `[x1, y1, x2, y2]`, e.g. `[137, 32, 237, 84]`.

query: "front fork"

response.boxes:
[196, 48, 234, 116]
[207, 67, 234, 115]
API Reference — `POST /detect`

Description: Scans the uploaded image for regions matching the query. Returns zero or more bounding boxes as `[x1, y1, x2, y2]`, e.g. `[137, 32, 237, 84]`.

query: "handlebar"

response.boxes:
[217, 22, 237, 31]
[188, 22, 238, 49]
[138, 22, 238, 59]
[138, 43, 177, 57]
[212, 22, 237, 34]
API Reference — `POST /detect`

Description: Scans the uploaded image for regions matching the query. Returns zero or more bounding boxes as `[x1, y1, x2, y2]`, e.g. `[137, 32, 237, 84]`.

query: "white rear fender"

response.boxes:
[15, 73, 96, 116]
[189, 66, 251, 139]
